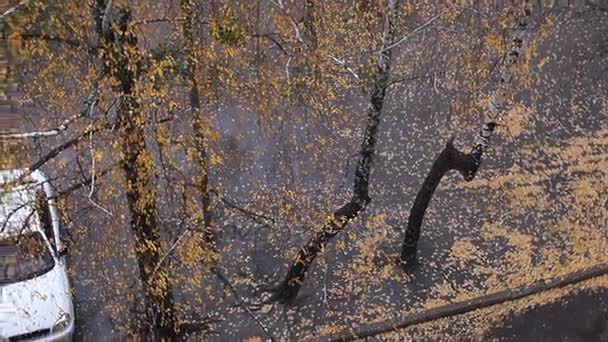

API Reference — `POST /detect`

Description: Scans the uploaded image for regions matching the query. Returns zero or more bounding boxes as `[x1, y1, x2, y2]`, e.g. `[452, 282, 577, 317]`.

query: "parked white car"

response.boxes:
[0, 169, 74, 341]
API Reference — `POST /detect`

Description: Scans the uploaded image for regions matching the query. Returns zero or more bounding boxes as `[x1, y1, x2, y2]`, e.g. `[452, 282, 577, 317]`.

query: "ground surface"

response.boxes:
[23, 6, 608, 342]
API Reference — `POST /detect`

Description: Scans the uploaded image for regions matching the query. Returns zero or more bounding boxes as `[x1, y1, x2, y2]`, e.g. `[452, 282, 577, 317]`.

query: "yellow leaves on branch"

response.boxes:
[335, 240, 346, 251]
[0, 140, 26, 169]
[135, 238, 162, 255]
[210, 5, 247, 46]
[177, 231, 205, 265]
[150, 270, 172, 297]
[484, 32, 506, 56]
[278, 203, 293, 217]
[148, 55, 175, 83]
[538, 16, 555, 43]
[537, 56, 550, 71]
[209, 153, 224, 166]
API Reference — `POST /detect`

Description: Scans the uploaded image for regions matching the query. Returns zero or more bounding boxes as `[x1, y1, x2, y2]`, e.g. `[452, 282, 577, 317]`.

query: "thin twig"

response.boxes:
[0, 121, 111, 193]
[1, 116, 79, 140]
[87, 194, 112, 216]
[328, 55, 360, 80]
[131, 17, 190, 26]
[266, 0, 303, 44]
[28, 123, 107, 172]
[0, 114, 93, 139]
[15, 208, 36, 237]
[54, 163, 117, 198]
[252, 33, 288, 55]
[150, 228, 192, 279]
[101, 0, 113, 38]
[322, 255, 330, 310]
[88, 134, 96, 199]
[210, 190, 275, 224]
[84, 128, 112, 216]
[379, 10, 447, 53]
[0, 201, 31, 234]
[285, 56, 292, 84]
[19, 32, 94, 51]
[0, 0, 32, 20]
[387, 74, 422, 88]
[210, 267, 275, 341]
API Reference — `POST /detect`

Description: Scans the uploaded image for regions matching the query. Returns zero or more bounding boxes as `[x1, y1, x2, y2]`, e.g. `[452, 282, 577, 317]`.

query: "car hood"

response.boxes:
[0, 263, 73, 338]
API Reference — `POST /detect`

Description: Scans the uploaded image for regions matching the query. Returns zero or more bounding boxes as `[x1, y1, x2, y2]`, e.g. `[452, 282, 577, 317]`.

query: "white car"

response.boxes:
[0, 169, 74, 341]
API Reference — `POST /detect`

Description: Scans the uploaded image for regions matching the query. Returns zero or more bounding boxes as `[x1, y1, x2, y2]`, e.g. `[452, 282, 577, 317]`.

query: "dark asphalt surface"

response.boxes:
[491, 288, 608, 342]
[15, 4, 606, 342]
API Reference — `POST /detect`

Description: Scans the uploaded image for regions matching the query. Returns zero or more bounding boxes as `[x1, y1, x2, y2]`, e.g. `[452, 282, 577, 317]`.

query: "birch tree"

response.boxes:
[400, 3, 534, 267]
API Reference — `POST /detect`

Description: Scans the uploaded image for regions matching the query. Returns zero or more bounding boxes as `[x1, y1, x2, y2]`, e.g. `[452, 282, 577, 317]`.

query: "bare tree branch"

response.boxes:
[19, 32, 98, 54]
[379, 10, 447, 53]
[149, 227, 192, 280]
[55, 163, 117, 198]
[0, 0, 32, 20]
[27, 124, 105, 173]
[210, 189, 275, 225]
[0, 108, 91, 140]
[285, 55, 292, 83]
[0, 201, 31, 234]
[132, 17, 190, 26]
[83, 131, 112, 216]
[251, 33, 288, 55]
[328, 55, 360, 80]
[266, 0, 303, 44]
[101, 0, 113, 39]
[0, 72, 102, 140]
[210, 267, 275, 341]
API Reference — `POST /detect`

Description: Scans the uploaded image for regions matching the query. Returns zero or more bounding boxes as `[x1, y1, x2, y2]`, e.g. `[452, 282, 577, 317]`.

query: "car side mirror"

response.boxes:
[58, 246, 69, 257]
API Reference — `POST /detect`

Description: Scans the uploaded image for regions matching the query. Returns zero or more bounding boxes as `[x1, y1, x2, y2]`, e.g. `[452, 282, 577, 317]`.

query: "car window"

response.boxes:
[35, 189, 56, 252]
[0, 231, 55, 284]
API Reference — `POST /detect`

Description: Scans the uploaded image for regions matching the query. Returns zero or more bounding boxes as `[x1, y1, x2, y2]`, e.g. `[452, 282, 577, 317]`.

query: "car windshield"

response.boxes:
[0, 231, 55, 284]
